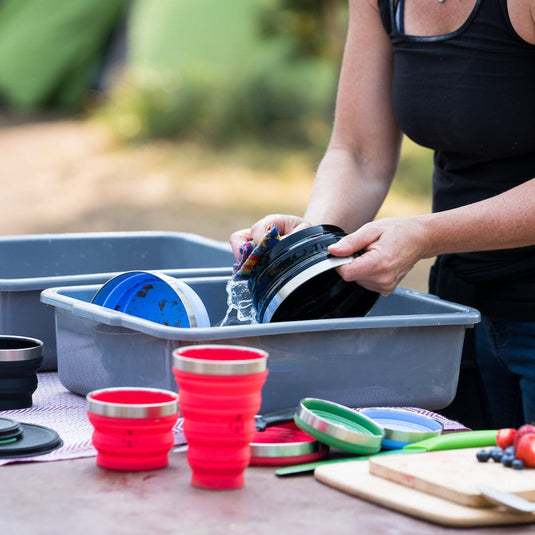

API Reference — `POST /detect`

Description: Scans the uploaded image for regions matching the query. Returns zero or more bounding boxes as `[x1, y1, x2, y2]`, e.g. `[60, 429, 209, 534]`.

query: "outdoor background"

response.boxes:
[0, 0, 434, 291]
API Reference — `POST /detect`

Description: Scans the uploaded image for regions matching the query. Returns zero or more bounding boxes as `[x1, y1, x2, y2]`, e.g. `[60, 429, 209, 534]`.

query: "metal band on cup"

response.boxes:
[0, 336, 43, 362]
[86, 387, 179, 419]
[172, 345, 268, 376]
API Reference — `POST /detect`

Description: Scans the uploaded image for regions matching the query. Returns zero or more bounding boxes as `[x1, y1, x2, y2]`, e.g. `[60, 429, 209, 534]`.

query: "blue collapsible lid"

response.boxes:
[359, 407, 443, 450]
[92, 271, 210, 328]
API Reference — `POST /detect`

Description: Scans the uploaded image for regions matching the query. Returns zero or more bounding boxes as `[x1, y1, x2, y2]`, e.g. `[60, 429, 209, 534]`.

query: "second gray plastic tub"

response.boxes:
[41, 276, 480, 412]
[0, 231, 233, 370]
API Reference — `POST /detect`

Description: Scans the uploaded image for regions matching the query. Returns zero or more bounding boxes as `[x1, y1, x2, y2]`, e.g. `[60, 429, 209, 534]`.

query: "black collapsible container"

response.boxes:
[0, 336, 43, 410]
[248, 225, 379, 323]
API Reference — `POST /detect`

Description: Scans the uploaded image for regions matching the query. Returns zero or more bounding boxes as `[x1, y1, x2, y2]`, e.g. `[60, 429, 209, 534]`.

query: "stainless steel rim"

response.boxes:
[172, 344, 268, 375]
[385, 426, 442, 444]
[87, 387, 179, 418]
[359, 408, 443, 443]
[261, 256, 354, 322]
[156, 272, 203, 328]
[0, 336, 43, 362]
[297, 399, 383, 448]
[250, 438, 328, 459]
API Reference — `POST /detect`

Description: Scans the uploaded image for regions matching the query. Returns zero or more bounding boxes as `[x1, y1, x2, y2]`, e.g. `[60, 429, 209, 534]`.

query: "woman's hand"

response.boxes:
[328, 216, 428, 295]
[229, 214, 310, 259]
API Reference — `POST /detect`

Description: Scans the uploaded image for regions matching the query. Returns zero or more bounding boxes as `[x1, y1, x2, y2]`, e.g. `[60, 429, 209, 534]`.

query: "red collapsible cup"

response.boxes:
[86, 387, 179, 471]
[172, 345, 268, 490]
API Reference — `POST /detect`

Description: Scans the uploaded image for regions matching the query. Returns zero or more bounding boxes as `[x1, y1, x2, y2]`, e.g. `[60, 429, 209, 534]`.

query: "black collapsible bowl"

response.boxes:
[0, 336, 43, 410]
[248, 225, 379, 323]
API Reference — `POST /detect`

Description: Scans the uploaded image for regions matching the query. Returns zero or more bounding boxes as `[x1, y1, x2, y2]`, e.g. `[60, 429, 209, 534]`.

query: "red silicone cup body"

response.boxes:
[87, 412, 178, 471]
[173, 369, 268, 489]
[86, 388, 179, 472]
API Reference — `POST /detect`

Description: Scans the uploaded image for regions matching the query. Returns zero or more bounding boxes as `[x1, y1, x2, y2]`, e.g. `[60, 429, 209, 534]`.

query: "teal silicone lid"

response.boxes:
[294, 398, 384, 455]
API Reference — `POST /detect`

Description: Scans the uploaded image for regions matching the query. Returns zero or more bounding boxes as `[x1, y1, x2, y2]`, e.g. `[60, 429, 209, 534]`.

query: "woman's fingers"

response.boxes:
[229, 214, 308, 258]
[329, 218, 425, 295]
[229, 228, 254, 257]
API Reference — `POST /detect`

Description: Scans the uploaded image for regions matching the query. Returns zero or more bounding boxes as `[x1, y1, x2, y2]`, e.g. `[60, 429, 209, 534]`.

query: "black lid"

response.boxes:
[0, 418, 23, 441]
[0, 422, 62, 458]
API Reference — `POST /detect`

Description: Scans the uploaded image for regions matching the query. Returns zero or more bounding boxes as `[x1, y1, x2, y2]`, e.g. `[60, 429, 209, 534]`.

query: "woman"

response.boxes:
[230, 0, 535, 430]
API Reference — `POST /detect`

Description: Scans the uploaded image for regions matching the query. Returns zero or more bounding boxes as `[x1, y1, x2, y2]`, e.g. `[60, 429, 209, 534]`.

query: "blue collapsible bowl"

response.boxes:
[92, 271, 210, 328]
[358, 407, 443, 450]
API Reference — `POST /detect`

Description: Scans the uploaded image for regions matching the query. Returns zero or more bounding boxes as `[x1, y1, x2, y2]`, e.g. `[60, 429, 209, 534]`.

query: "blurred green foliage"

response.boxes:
[0, 0, 127, 111]
[96, 60, 335, 147]
[94, 0, 338, 147]
[91, 0, 433, 199]
[260, 0, 347, 61]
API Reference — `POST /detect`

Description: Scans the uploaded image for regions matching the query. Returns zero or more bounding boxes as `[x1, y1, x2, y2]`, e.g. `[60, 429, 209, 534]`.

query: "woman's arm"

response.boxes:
[330, 177, 535, 294]
[304, 0, 402, 231]
[229, 0, 402, 257]
[324, 2, 535, 295]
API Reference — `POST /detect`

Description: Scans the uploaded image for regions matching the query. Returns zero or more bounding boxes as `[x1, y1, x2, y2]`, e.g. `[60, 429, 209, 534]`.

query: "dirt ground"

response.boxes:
[0, 114, 433, 291]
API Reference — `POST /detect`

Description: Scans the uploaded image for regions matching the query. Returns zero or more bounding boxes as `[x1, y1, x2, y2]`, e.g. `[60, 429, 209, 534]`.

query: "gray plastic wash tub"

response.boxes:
[41, 276, 480, 413]
[0, 232, 234, 370]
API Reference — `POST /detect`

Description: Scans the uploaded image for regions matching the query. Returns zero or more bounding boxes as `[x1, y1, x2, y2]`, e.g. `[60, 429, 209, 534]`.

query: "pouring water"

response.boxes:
[219, 279, 258, 326]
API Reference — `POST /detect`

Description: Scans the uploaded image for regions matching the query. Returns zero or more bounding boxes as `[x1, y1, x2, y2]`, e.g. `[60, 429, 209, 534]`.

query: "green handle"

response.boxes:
[275, 449, 411, 477]
[402, 429, 497, 451]
[274, 430, 498, 477]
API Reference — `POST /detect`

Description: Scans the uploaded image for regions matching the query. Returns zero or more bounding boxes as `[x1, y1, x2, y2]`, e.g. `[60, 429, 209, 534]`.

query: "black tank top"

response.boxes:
[378, 0, 535, 319]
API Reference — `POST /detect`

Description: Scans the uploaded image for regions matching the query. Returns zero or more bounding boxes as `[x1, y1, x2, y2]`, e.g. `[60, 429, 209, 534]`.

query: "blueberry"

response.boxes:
[512, 459, 525, 470]
[476, 449, 490, 462]
[505, 445, 515, 456]
[502, 454, 515, 467]
[490, 447, 504, 462]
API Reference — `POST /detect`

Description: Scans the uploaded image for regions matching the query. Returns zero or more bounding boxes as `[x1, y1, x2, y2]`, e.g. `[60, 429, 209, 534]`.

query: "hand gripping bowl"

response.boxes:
[248, 225, 379, 323]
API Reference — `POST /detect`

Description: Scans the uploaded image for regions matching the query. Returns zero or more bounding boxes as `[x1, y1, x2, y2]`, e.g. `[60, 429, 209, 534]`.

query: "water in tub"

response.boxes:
[219, 279, 258, 326]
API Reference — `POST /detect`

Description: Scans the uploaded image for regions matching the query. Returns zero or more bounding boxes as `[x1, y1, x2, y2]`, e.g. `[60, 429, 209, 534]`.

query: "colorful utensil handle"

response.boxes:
[255, 408, 296, 432]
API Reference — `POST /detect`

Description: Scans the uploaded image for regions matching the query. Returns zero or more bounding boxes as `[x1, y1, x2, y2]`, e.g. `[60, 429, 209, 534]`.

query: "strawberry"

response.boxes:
[515, 433, 535, 468]
[496, 428, 517, 450]
[513, 424, 535, 450]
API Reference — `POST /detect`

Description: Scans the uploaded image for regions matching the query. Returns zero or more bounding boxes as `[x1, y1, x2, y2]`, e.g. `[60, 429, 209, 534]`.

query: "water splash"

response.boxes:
[218, 279, 258, 326]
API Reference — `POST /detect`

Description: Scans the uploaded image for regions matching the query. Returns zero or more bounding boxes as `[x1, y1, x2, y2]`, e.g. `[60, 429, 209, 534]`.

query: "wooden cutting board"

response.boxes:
[369, 447, 535, 507]
[315, 458, 535, 528]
